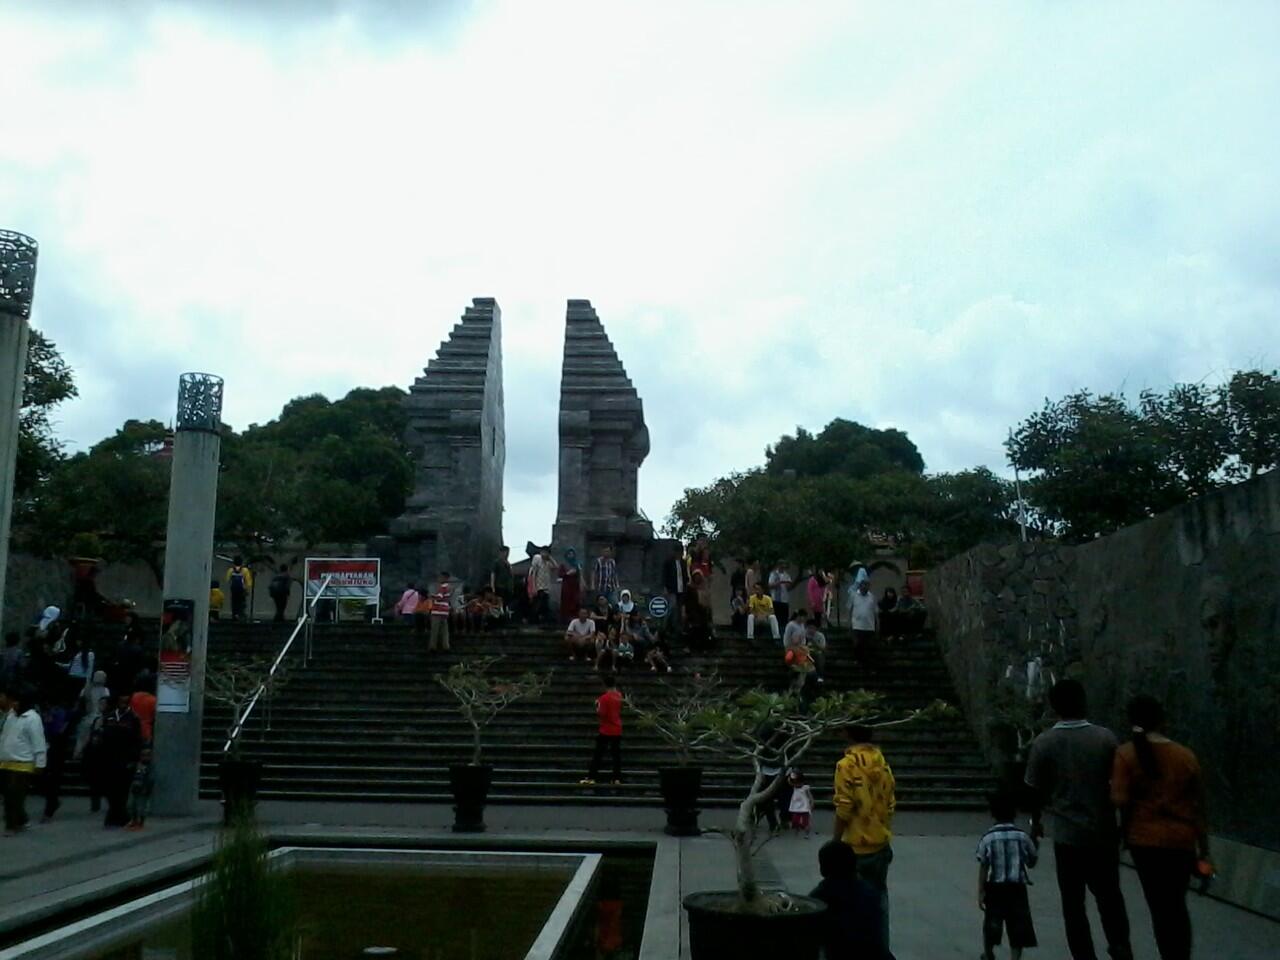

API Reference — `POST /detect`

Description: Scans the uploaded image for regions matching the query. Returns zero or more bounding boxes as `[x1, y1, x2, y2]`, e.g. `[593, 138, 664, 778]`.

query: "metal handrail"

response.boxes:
[222, 574, 333, 754]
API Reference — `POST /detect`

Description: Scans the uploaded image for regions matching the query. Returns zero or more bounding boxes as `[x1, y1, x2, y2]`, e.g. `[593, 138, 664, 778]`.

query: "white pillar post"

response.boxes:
[0, 230, 37, 633]
[152, 373, 223, 816]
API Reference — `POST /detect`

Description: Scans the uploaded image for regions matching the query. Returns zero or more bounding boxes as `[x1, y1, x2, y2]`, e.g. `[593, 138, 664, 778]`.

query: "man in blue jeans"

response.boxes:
[1026, 679, 1133, 960]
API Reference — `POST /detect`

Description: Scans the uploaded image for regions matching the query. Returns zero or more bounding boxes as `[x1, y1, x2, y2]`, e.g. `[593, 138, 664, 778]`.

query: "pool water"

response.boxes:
[78, 852, 650, 960]
[93, 862, 572, 960]
[561, 855, 652, 960]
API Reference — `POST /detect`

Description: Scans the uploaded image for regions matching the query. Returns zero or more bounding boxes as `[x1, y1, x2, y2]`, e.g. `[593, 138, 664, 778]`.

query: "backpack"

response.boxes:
[229, 569, 246, 591]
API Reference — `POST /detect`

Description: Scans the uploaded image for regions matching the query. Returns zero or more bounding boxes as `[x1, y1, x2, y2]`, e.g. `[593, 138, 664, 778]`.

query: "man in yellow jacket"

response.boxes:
[833, 723, 896, 951]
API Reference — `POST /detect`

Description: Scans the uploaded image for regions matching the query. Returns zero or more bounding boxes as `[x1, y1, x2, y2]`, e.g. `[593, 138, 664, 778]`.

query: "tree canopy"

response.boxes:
[17, 385, 413, 582]
[1007, 370, 1280, 540]
[667, 418, 1015, 570]
[15, 329, 77, 499]
[766, 418, 924, 478]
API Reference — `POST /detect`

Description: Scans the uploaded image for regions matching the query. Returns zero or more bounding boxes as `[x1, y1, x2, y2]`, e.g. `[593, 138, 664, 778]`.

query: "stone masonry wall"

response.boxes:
[928, 469, 1280, 855]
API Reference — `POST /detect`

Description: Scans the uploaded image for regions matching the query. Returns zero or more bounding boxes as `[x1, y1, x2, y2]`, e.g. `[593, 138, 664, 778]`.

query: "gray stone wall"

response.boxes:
[929, 470, 1280, 852]
[552, 299, 669, 595]
[390, 298, 505, 591]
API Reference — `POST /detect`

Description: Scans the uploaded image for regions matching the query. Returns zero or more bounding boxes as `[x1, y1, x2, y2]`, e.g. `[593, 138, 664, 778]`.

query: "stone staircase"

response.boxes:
[200, 622, 992, 810]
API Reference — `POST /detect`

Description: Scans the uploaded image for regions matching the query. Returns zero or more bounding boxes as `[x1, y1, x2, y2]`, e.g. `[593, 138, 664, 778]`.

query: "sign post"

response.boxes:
[157, 598, 195, 713]
[304, 557, 381, 620]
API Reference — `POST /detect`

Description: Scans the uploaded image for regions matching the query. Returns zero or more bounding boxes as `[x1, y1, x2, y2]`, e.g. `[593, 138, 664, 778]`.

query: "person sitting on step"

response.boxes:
[565, 606, 597, 662]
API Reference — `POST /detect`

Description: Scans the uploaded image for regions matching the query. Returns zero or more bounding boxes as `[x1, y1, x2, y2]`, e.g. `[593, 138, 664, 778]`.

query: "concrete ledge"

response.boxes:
[1208, 836, 1280, 921]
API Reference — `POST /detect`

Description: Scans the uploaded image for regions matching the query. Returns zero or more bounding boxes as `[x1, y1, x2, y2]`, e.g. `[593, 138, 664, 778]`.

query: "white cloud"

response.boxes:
[2, 0, 1278, 549]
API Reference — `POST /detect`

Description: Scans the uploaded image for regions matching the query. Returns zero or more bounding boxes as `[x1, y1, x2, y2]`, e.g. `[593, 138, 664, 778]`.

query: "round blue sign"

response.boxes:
[648, 596, 670, 618]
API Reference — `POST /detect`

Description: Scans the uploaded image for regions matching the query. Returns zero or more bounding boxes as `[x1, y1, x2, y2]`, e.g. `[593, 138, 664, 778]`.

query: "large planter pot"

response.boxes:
[658, 766, 703, 836]
[219, 757, 261, 824]
[683, 891, 825, 960]
[449, 763, 493, 833]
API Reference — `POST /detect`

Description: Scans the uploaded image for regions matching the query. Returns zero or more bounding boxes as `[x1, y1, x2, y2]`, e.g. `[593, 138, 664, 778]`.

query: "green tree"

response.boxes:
[1006, 390, 1179, 540]
[25, 420, 171, 581]
[218, 386, 412, 549]
[765, 418, 924, 479]
[15, 329, 77, 498]
[1139, 382, 1238, 496]
[923, 468, 1018, 556]
[1221, 369, 1280, 478]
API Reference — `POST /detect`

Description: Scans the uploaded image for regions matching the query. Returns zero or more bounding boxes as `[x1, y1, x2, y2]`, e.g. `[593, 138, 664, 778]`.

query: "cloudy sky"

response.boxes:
[4, 1, 1278, 550]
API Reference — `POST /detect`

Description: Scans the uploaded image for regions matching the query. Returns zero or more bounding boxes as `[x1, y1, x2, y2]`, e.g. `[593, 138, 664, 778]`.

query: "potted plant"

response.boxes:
[193, 815, 299, 960]
[435, 656, 552, 832]
[627, 673, 728, 836]
[205, 655, 289, 823]
[677, 687, 954, 960]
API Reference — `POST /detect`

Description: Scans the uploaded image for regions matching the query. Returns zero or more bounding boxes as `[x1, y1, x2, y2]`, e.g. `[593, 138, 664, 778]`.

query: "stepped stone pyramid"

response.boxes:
[552, 299, 672, 595]
[387, 298, 505, 591]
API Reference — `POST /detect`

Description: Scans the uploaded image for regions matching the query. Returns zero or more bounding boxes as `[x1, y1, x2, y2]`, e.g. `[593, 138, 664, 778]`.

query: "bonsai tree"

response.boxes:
[435, 656, 553, 765]
[626, 672, 729, 766]
[679, 686, 955, 912]
[206, 655, 291, 759]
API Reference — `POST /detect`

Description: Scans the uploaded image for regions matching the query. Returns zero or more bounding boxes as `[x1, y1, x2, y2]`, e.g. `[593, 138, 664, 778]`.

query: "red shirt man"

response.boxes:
[581, 676, 623, 785]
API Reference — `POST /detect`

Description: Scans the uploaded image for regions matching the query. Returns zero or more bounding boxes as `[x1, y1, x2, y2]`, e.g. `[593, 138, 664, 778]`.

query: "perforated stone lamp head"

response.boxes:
[0, 230, 38, 320]
[176, 372, 224, 432]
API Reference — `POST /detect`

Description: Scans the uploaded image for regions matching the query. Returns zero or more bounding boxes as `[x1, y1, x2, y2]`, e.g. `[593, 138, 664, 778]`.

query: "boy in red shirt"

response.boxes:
[580, 675, 623, 785]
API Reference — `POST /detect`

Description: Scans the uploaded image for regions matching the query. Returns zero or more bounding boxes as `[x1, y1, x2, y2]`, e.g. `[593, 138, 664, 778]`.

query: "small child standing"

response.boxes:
[977, 792, 1038, 960]
[787, 769, 814, 837]
[127, 746, 154, 830]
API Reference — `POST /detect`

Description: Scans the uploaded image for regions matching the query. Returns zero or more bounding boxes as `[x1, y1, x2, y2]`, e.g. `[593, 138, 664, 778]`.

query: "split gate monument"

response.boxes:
[387, 298, 506, 591]
[387, 297, 671, 596]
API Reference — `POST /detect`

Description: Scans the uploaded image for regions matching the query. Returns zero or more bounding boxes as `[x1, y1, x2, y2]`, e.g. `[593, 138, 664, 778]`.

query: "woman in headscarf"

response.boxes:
[617, 589, 636, 618]
[558, 548, 582, 627]
[36, 606, 61, 635]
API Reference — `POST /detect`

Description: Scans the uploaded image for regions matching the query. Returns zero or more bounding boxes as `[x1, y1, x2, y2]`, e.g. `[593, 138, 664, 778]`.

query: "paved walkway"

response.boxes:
[0, 799, 1275, 958]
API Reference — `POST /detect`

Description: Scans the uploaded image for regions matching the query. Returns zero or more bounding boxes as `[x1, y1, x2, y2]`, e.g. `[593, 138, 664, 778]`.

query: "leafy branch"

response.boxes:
[205, 656, 290, 758]
[435, 656, 553, 765]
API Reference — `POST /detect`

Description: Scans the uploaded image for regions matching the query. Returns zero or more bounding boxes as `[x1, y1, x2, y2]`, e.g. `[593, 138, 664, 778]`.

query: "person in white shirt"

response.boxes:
[783, 609, 809, 651]
[768, 564, 794, 624]
[1, 690, 48, 834]
[848, 579, 879, 664]
[530, 549, 556, 625]
[787, 768, 815, 838]
[564, 607, 597, 662]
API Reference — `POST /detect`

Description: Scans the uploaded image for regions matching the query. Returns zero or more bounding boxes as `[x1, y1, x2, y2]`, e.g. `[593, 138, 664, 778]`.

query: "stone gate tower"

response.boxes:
[388, 298, 505, 591]
[552, 299, 670, 593]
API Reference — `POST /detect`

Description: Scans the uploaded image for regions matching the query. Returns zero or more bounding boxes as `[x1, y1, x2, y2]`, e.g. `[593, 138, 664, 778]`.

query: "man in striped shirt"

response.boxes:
[977, 792, 1039, 960]
[592, 547, 619, 603]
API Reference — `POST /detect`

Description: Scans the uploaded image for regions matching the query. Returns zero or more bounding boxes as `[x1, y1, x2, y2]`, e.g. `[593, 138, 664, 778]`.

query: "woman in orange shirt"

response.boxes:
[1111, 695, 1208, 960]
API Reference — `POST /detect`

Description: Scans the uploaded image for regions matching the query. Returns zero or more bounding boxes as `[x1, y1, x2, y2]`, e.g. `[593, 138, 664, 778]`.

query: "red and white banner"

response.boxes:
[304, 557, 381, 601]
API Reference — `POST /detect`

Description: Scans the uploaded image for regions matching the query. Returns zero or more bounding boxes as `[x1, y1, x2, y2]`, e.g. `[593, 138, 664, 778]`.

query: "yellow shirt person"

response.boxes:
[833, 735, 897, 855]
[747, 593, 774, 617]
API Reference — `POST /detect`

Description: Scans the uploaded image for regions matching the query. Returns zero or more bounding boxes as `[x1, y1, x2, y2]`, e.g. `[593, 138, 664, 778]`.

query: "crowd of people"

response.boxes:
[382, 545, 935, 705]
[7, 547, 1210, 960]
[1, 608, 155, 836]
[572, 656, 1206, 960]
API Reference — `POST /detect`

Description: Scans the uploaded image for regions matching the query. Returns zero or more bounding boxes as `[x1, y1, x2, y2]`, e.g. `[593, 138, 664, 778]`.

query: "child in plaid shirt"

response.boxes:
[977, 792, 1038, 960]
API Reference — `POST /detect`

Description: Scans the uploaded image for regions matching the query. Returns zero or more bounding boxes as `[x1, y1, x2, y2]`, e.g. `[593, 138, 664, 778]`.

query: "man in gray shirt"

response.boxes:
[1025, 679, 1132, 960]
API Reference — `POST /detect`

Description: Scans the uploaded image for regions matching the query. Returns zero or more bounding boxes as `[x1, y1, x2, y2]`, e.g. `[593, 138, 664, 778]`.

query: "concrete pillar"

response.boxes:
[152, 373, 223, 816]
[0, 231, 37, 634]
